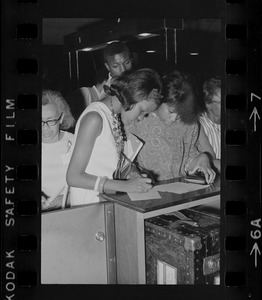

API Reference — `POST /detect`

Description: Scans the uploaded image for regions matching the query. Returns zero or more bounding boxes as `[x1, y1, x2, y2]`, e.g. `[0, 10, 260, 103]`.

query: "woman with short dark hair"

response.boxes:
[127, 71, 216, 183]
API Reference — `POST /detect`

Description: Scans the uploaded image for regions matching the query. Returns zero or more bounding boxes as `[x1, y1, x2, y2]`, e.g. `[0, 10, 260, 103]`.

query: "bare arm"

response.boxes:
[66, 112, 152, 193]
[66, 111, 102, 189]
[183, 123, 216, 184]
[213, 159, 221, 173]
[186, 153, 216, 184]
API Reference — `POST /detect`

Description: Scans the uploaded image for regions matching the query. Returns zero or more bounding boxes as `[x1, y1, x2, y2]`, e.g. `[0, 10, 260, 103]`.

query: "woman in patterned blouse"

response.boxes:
[127, 70, 217, 184]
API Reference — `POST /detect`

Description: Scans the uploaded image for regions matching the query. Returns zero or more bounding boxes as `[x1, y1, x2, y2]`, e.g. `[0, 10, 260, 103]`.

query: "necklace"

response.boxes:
[110, 97, 125, 158]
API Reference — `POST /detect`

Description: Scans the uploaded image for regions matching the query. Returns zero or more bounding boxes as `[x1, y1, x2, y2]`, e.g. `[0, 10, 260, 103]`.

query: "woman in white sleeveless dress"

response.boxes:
[67, 68, 163, 207]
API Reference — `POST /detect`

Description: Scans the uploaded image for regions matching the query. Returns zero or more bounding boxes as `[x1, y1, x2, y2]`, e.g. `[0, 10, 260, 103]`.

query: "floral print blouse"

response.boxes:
[127, 114, 200, 181]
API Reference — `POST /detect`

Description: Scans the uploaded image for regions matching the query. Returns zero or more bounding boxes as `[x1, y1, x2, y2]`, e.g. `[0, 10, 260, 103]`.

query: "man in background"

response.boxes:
[99, 41, 134, 99]
[68, 41, 134, 122]
[79, 67, 109, 106]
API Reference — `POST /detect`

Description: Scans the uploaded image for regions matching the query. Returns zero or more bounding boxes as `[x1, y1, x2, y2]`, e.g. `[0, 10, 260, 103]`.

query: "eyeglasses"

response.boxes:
[42, 113, 62, 127]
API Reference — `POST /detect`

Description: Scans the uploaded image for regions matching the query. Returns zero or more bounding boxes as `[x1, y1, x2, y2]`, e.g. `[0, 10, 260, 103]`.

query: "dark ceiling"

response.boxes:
[42, 18, 104, 45]
[42, 18, 221, 45]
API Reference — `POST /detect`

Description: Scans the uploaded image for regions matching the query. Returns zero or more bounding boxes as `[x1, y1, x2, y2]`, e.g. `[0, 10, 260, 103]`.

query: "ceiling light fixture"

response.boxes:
[106, 40, 120, 44]
[138, 33, 152, 37]
[80, 47, 93, 51]
[136, 33, 160, 40]
[79, 44, 107, 51]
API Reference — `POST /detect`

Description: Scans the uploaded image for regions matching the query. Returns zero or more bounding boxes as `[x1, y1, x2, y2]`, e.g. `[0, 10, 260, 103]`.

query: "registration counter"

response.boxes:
[41, 176, 220, 284]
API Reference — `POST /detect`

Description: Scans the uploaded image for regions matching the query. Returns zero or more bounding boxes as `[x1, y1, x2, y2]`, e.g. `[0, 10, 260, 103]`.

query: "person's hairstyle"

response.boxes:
[104, 68, 162, 111]
[103, 41, 132, 62]
[203, 78, 221, 104]
[162, 71, 198, 124]
[42, 90, 75, 130]
[95, 67, 109, 85]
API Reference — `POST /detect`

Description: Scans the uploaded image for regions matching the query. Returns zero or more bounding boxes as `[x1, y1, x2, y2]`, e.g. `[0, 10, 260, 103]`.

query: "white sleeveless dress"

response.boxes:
[69, 102, 118, 206]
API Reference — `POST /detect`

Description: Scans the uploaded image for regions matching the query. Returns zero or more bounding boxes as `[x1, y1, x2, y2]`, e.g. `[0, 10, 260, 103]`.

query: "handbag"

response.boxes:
[113, 151, 141, 180]
[113, 151, 157, 184]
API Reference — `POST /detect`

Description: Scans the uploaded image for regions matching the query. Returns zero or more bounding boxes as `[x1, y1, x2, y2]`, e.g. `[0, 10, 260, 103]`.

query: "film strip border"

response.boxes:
[1, 0, 40, 298]
[224, 1, 261, 299]
[0, 1, 261, 299]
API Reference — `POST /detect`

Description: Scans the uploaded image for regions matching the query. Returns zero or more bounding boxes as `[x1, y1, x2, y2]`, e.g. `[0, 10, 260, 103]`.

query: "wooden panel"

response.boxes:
[41, 203, 108, 284]
[114, 205, 146, 284]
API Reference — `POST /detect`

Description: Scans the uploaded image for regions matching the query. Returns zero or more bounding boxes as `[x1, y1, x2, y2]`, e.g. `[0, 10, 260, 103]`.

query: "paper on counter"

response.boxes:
[127, 181, 209, 201]
[154, 182, 209, 194]
[128, 189, 161, 201]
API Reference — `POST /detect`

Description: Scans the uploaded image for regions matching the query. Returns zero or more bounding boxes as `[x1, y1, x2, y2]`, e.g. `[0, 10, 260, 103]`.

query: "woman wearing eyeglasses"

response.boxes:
[41, 89, 75, 211]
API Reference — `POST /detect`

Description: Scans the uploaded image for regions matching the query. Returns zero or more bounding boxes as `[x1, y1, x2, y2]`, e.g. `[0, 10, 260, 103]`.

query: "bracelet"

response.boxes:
[102, 177, 108, 193]
[94, 176, 102, 191]
[98, 176, 108, 194]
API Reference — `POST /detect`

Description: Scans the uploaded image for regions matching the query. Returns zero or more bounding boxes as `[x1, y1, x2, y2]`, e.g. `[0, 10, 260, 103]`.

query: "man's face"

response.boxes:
[105, 52, 133, 77]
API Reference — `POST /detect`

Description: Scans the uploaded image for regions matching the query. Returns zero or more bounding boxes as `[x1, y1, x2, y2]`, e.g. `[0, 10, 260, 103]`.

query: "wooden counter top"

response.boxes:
[101, 175, 220, 214]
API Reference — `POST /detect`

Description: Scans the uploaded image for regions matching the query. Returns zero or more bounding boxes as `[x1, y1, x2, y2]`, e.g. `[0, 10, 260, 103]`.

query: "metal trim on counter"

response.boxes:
[104, 202, 117, 284]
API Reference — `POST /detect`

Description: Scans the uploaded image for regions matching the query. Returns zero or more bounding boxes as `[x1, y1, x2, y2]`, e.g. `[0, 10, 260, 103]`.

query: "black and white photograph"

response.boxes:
[1, 0, 261, 299]
[41, 18, 222, 285]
